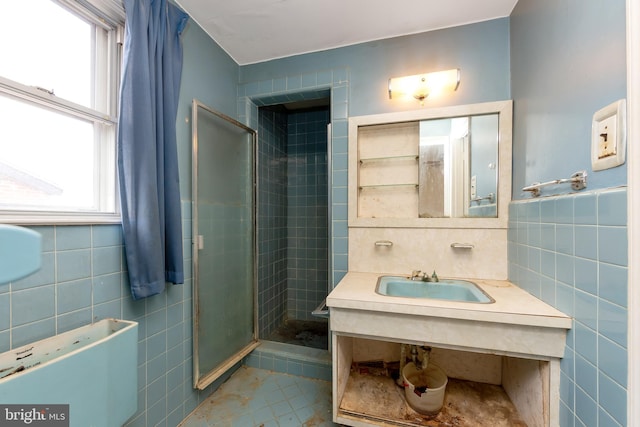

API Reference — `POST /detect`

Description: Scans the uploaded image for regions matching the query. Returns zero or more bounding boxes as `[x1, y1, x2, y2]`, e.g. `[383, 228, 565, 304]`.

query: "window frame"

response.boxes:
[0, 0, 124, 225]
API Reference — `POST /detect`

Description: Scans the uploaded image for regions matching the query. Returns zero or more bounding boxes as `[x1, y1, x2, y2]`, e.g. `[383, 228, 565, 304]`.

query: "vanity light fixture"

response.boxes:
[388, 69, 460, 104]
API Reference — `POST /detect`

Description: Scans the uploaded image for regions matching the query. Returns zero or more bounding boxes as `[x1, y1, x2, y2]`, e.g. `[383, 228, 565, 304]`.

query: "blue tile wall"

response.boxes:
[240, 70, 347, 380]
[257, 108, 289, 338]
[255, 107, 330, 327]
[508, 187, 628, 427]
[287, 109, 330, 320]
[238, 68, 350, 290]
[0, 204, 233, 427]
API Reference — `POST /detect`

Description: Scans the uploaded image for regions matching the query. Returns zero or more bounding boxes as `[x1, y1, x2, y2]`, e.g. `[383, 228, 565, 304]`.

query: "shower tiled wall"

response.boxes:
[257, 108, 289, 338]
[256, 107, 330, 329]
[508, 187, 628, 427]
[241, 68, 350, 337]
[238, 68, 350, 290]
[286, 109, 329, 321]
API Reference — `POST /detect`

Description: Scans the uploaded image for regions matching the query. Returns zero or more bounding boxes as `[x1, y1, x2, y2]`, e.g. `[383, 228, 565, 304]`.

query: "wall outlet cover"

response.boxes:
[591, 99, 627, 171]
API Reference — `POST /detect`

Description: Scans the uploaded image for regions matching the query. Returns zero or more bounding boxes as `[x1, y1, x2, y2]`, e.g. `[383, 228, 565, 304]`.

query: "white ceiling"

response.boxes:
[175, 0, 519, 65]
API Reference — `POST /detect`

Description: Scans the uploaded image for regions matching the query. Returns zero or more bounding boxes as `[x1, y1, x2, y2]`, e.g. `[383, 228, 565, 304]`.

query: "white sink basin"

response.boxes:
[375, 275, 494, 303]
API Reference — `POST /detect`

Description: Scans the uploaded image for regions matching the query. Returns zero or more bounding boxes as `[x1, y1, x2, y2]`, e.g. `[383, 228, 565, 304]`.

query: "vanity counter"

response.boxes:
[328, 272, 572, 426]
[327, 271, 571, 359]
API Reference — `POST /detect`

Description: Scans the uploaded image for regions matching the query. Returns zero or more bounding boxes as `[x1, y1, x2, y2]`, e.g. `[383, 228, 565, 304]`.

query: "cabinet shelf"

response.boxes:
[359, 183, 418, 190]
[359, 155, 418, 164]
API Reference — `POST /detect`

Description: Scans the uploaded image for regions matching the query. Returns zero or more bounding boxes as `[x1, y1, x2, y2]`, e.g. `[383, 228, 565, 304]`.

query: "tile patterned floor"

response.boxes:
[180, 366, 340, 426]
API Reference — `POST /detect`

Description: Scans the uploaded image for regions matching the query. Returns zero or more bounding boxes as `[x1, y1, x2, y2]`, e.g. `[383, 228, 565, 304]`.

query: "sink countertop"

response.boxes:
[327, 272, 572, 330]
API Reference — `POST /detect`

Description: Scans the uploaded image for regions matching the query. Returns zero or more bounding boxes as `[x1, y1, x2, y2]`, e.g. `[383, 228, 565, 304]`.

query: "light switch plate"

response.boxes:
[591, 99, 627, 171]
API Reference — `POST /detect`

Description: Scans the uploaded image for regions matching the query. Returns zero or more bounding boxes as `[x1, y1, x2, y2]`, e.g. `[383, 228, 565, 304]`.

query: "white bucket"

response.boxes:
[402, 362, 448, 415]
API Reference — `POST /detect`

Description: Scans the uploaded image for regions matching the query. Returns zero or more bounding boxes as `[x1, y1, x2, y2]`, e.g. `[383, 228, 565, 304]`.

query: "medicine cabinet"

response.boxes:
[348, 100, 512, 229]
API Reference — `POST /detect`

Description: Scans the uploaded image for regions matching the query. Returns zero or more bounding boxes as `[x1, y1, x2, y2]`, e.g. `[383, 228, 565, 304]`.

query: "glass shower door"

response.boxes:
[191, 100, 258, 390]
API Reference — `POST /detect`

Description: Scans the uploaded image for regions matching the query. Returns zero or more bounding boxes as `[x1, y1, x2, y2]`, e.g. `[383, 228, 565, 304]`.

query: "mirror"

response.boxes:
[348, 100, 512, 229]
[418, 114, 498, 218]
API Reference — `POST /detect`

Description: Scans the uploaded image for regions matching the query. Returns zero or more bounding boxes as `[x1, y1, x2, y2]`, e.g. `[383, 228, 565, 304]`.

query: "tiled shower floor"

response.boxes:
[265, 319, 329, 350]
[180, 366, 339, 426]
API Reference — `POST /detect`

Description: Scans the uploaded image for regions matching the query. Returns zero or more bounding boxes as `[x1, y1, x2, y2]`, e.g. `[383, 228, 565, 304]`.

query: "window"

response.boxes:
[0, 0, 124, 223]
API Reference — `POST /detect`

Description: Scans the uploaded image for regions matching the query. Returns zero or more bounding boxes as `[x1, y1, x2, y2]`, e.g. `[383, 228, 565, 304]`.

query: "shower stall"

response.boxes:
[190, 97, 331, 390]
[257, 100, 331, 350]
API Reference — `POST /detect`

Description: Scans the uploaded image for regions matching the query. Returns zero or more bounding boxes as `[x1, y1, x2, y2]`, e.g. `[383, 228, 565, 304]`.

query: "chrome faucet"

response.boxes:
[419, 270, 439, 282]
[410, 270, 440, 281]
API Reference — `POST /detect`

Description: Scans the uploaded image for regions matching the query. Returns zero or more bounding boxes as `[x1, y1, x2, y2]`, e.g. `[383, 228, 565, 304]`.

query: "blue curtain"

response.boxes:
[118, 0, 189, 300]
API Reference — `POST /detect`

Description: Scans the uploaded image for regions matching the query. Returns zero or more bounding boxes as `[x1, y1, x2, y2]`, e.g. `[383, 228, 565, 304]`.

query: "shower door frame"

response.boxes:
[191, 99, 259, 390]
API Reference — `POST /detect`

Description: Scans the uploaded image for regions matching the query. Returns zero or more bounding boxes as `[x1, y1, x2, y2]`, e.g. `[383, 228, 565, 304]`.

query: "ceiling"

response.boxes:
[175, 0, 519, 65]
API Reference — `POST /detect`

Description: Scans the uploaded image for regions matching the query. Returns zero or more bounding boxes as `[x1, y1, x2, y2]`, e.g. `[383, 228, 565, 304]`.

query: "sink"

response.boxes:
[375, 276, 494, 303]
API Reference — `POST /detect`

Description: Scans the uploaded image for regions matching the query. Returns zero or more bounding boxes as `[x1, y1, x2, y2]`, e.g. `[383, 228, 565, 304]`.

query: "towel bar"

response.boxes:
[522, 170, 587, 197]
[470, 192, 495, 204]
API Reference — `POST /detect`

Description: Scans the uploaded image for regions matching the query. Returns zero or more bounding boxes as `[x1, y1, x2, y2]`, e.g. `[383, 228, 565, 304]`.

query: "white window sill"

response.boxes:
[0, 211, 121, 225]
